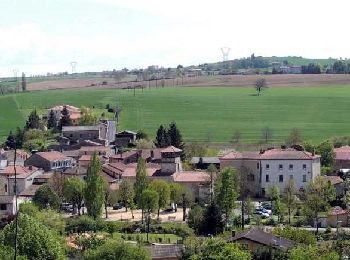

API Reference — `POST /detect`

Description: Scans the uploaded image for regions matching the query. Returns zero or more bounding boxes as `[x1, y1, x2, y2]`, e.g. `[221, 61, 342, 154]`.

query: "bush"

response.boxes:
[66, 216, 105, 233]
[84, 240, 151, 260]
[103, 221, 132, 234]
[66, 217, 134, 235]
[154, 223, 194, 238]
[273, 226, 316, 245]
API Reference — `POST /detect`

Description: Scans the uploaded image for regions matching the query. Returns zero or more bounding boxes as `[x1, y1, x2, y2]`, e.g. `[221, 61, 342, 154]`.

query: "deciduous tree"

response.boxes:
[303, 176, 336, 233]
[169, 183, 182, 211]
[255, 78, 267, 95]
[215, 167, 239, 227]
[140, 189, 159, 242]
[149, 180, 170, 219]
[190, 238, 251, 260]
[316, 141, 335, 167]
[3, 214, 65, 259]
[261, 127, 273, 143]
[118, 179, 134, 212]
[134, 157, 149, 207]
[21, 72, 26, 92]
[85, 153, 105, 219]
[32, 184, 60, 210]
[79, 107, 97, 125]
[283, 179, 299, 224]
[286, 128, 303, 145]
[63, 177, 86, 215]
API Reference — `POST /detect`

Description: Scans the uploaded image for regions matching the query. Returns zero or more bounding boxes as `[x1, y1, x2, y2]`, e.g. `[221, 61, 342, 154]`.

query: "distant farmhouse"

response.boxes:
[44, 105, 82, 125]
[62, 119, 116, 146]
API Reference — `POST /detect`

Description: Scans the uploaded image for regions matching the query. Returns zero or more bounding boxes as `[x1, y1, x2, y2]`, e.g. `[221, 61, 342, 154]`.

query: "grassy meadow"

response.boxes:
[1, 85, 350, 144]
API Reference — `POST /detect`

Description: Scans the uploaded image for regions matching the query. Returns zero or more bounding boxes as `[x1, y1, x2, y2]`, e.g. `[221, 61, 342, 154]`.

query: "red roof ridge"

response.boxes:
[161, 146, 182, 153]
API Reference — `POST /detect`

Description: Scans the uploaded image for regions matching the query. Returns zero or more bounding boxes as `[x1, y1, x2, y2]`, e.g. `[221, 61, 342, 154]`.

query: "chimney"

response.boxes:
[199, 157, 203, 164]
[150, 150, 154, 158]
[312, 148, 315, 156]
[29, 165, 33, 170]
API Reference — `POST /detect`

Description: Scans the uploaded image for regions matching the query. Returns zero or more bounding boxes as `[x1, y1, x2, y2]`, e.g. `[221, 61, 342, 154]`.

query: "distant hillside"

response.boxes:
[196, 55, 340, 71]
[264, 56, 338, 66]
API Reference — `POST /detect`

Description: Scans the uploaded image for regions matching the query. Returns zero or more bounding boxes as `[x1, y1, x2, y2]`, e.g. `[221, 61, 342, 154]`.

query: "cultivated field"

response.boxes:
[1, 86, 350, 144]
[27, 74, 350, 91]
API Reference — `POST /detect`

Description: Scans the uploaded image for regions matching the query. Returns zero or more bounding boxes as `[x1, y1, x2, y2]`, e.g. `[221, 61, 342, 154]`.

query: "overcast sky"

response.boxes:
[0, 0, 348, 76]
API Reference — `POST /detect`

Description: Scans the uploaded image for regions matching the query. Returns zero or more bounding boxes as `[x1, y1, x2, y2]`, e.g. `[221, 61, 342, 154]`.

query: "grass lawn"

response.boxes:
[1, 85, 350, 143]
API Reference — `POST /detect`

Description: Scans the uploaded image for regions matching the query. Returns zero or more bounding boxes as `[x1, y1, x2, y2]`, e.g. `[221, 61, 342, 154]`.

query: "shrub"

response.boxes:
[103, 221, 132, 234]
[66, 216, 105, 233]
[154, 222, 194, 238]
[84, 240, 151, 260]
[273, 226, 316, 245]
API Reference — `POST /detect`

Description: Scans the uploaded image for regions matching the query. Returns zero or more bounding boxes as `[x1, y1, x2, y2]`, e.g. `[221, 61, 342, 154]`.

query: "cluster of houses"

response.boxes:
[1, 104, 350, 229]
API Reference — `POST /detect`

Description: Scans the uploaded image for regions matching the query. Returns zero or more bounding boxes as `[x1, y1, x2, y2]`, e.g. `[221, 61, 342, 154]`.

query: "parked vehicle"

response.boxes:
[261, 202, 272, 210]
[255, 207, 271, 218]
[112, 203, 123, 210]
[61, 203, 74, 213]
[163, 208, 174, 213]
[256, 206, 272, 215]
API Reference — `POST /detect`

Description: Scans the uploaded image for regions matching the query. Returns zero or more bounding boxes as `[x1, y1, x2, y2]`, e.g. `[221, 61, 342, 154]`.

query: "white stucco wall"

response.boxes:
[260, 159, 318, 192]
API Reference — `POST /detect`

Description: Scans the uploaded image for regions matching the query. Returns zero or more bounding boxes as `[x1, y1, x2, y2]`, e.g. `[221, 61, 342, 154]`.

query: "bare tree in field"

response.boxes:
[231, 130, 241, 143]
[255, 78, 267, 95]
[261, 127, 273, 143]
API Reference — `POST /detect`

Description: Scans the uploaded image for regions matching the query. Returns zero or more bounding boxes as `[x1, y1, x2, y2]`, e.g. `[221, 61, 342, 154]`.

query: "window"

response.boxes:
[0, 204, 6, 210]
[13, 185, 16, 194]
[279, 175, 283, 182]
[279, 164, 283, 170]
[4, 184, 7, 193]
[303, 164, 307, 170]
[257, 163, 259, 169]
[303, 175, 307, 182]
[290, 175, 293, 180]
[289, 164, 293, 170]
[266, 175, 270, 182]
[266, 164, 270, 170]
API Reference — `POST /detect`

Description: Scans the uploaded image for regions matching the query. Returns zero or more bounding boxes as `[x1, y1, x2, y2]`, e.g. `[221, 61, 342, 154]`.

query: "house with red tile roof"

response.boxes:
[103, 146, 210, 202]
[46, 104, 82, 125]
[0, 165, 43, 196]
[228, 228, 294, 252]
[327, 206, 348, 227]
[323, 175, 345, 198]
[334, 146, 350, 171]
[25, 151, 74, 171]
[220, 147, 321, 197]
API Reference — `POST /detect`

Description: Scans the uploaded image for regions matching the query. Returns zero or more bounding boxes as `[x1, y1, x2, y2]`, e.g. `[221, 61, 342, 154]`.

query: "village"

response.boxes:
[0, 103, 349, 259]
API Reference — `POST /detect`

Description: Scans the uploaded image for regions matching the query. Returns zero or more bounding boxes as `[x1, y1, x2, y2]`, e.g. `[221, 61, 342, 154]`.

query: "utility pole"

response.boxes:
[182, 193, 186, 221]
[13, 141, 19, 260]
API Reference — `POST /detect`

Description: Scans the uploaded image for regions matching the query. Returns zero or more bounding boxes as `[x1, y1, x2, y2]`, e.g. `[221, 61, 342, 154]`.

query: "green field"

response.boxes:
[1, 86, 350, 144]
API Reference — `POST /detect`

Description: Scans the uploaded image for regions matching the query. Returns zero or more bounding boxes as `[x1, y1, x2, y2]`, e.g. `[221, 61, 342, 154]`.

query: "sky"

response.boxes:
[0, 0, 349, 76]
